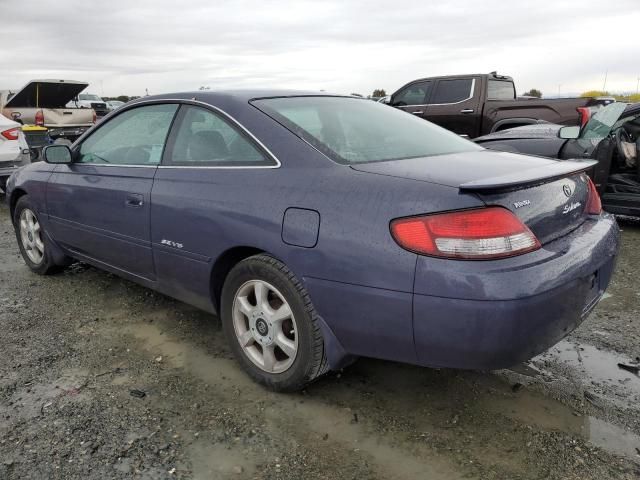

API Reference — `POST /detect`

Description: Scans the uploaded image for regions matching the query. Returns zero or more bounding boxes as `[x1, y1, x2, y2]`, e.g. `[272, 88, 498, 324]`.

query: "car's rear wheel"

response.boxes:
[13, 195, 66, 275]
[221, 254, 328, 391]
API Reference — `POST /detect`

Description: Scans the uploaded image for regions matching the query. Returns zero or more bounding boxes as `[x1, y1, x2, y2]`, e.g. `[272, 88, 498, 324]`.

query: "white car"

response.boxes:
[0, 114, 30, 191]
[106, 100, 125, 111]
[67, 93, 110, 118]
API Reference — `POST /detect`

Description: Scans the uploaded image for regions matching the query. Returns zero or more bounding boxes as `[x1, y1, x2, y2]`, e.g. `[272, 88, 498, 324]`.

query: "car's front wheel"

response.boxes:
[221, 254, 328, 391]
[13, 195, 66, 275]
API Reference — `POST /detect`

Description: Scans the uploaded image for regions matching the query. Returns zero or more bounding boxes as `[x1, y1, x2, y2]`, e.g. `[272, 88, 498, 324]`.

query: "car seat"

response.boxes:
[188, 130, 229, 161]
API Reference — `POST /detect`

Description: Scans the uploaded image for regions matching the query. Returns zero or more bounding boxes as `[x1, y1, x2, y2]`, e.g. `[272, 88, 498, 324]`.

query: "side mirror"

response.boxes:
[43, 145, 73, 164]
[558, 126, 580, 139]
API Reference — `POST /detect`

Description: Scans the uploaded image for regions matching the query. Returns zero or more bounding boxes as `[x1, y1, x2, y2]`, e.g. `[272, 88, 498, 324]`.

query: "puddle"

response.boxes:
[0, 369, 89, 425]
[535, 340, 640, 401]
[126, 321, 465, 480]
[189, 441, 258, 479]
[127, 322, 251, 388]
[498, 340, 640, 462]
[489, 387, 640, 462]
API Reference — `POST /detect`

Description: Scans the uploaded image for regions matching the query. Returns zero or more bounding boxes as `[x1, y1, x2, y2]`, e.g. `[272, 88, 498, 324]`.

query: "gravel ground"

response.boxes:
[1, 197, 639, 480]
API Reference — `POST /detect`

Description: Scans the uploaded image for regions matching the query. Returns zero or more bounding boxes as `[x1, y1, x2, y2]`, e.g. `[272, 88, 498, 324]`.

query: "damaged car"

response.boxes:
[475, 102, 640, 216]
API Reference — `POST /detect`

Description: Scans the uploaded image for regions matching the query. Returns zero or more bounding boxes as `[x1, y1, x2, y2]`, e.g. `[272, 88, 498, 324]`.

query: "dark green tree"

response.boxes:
[523, 89, 542, 98]
[372, 89, 387, 97]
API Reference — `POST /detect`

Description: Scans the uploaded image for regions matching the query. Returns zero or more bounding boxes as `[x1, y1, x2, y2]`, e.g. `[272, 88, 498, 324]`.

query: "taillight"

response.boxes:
[0, 127, 19, 140]
[35, 110, 44, 126]
[92, 109, 97, 123]
[390, 207, 541, 259]
[585, 177, 602, 215]
[577, 107, 591, 128]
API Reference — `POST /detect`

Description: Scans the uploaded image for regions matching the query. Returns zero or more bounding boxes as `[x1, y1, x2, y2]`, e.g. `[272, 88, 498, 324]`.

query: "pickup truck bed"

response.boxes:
[0, 80, 95, 142]
[390, 72, 605, 138]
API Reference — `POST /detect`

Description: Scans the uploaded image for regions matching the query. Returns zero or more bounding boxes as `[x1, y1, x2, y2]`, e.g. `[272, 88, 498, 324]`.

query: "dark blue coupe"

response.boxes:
[6, 91, 620, 391]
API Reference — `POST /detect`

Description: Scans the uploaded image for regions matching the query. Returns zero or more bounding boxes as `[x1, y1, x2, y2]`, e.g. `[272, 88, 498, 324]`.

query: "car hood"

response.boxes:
[474, 124, 562, 142]
[5, 80, 89, 109]
[349, 149, 591, 189]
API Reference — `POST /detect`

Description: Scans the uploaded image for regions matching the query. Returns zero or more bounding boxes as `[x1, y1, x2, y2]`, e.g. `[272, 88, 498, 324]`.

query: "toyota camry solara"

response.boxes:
[6, 91, 619, 391]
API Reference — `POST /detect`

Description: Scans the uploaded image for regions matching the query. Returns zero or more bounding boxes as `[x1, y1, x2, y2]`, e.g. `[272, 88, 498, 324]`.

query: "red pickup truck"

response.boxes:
[389, 72, 608, 138]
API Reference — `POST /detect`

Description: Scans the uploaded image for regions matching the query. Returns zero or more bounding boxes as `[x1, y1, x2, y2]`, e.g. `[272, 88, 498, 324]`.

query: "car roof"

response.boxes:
[136, 89, 350, 105]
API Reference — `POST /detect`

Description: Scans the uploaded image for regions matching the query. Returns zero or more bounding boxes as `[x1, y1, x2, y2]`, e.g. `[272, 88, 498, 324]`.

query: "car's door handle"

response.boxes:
[411, 110, 424, 115]
[125, 193, 144, 207]
[460, 109, 475, 114]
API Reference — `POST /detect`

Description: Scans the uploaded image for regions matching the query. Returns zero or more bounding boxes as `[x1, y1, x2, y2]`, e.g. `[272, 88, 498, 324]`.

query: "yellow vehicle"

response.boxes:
[21, 124, 50, 162]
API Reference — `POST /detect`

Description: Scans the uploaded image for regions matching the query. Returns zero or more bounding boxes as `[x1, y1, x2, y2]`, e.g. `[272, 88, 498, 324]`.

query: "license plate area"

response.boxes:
[582, 270, 602, 315]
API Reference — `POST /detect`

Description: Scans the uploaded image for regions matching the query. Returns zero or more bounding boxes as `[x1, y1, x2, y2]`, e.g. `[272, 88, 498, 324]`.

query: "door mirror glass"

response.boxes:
[558, 126, 580, 139]
[43, 145, 73, 164]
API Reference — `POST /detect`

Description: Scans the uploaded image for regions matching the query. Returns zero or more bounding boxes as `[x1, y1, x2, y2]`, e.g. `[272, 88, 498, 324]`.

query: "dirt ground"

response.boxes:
[0, 197, 639, 480]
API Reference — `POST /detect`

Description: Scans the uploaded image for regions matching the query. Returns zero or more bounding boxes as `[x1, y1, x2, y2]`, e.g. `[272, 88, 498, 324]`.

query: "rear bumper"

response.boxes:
[0, 155, 30, 179]
[412, 214, 619, 369]
[47, 126, 90, 139]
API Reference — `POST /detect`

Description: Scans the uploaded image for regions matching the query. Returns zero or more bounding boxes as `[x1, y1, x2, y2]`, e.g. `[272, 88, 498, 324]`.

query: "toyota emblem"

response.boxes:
[563, 184, 572, 197]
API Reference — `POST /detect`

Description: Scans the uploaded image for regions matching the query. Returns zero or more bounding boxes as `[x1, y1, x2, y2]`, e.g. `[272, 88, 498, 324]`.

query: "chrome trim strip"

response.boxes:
[401, 79, 476, 108]
[72, 163, 157, 168]
[428, 79, 476, 106]
[158, 164, 279, 170]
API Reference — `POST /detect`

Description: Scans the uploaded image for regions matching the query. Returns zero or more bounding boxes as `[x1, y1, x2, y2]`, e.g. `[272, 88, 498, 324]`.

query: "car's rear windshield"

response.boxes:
[487, 80, 516, 100]
[252, 96, 482, 165]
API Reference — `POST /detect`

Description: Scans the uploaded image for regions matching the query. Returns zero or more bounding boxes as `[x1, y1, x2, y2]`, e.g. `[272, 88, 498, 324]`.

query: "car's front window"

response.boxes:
[252, 96, 482, 165]
[78, 104, 178, 165]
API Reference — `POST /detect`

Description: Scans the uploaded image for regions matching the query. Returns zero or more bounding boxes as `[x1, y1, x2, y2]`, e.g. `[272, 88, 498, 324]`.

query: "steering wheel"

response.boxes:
[614, 127, 634, 167]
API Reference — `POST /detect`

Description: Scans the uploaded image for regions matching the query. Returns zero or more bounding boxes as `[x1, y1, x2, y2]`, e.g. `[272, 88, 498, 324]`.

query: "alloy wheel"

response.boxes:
[19, 208, 44, 265]
[232, 279, 298, 374]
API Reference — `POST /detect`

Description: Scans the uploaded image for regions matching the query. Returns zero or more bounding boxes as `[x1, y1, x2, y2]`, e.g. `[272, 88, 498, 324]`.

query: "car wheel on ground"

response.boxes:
[13, 196, 66, 275]
[221, 254, 328, 391]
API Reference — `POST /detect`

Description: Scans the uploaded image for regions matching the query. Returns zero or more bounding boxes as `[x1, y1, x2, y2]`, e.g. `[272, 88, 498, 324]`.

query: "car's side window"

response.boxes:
[77, 104, 178, 165]
[392, 81, 432, 106]
[167, 106, 273, 166]
[430, 79, 474, 104]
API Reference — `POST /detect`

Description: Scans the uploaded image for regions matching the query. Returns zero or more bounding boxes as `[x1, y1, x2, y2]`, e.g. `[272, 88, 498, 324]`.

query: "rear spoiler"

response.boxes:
[459, 160, 597, 191]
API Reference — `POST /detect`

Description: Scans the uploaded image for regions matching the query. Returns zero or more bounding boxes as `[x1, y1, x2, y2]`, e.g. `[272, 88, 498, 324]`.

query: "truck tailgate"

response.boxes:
[43, 108, 94, 127]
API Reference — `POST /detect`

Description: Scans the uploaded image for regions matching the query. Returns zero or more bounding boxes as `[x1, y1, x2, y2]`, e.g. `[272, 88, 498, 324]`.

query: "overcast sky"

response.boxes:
[1, 0, 639, 98]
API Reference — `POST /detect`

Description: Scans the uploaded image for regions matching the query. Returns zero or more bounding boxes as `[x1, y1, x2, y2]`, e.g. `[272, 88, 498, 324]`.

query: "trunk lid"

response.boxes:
[469, 173, 591, 245]
[4, 80, 89, 108]
[350, 150, 595, 245]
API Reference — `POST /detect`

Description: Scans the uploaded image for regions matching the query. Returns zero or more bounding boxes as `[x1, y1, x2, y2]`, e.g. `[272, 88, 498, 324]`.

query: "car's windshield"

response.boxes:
[253, 96, 482, 164]
[79, 94, 103, 101]
[581, 102, 627, 140]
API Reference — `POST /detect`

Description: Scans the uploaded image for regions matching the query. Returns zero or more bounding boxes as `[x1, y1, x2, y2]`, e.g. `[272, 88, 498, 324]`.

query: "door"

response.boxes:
[46, 103, 178, 279]
[150, 104, 279, 311]
[424, 77, 481, 137]
[390, 80, 432, 120]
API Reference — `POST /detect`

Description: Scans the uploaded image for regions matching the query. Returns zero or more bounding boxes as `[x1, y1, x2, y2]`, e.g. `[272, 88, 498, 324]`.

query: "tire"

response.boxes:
[0, 177, 7, 193]
[221, 254, 328, 391]
[13, 195, 67, 275]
